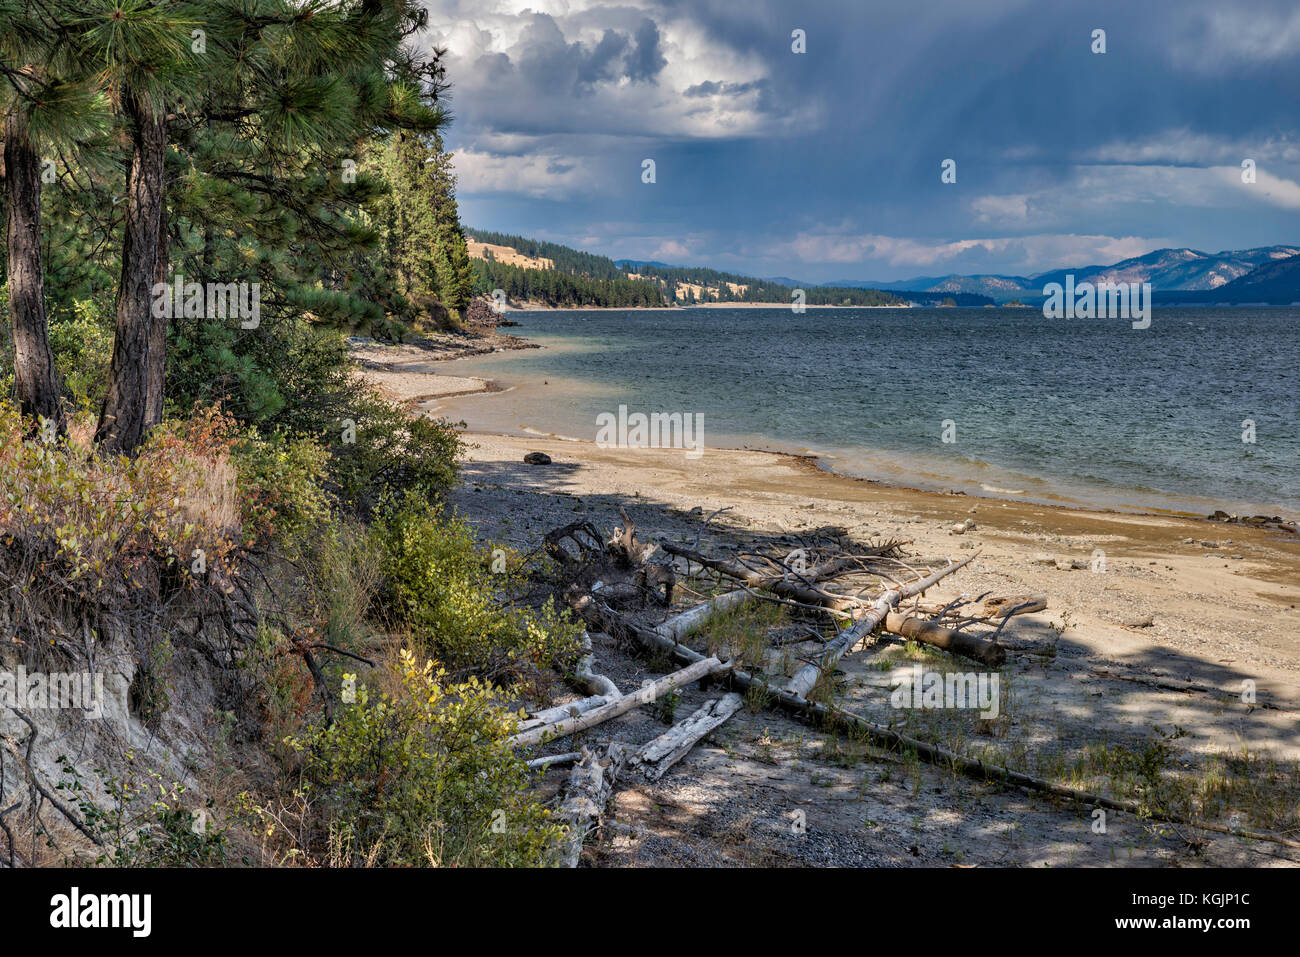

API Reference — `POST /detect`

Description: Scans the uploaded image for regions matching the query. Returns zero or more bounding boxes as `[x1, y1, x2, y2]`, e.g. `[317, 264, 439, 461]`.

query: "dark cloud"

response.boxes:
[576, 29, 630, 87]
[683, 79, 768, 97]
[504, 13, 667, 96]
[434, 0, 1300, 281]
[626, 18, 668, 82]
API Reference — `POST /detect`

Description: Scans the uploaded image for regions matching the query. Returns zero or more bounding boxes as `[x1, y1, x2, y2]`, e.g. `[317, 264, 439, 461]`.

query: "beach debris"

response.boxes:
[654, 538, 1010, 670]
[569, 586, 1300, 854]
[544, 508, 676, 606]
[627, 693, 744, 782]
[525, 512, 1300, 858]
[526, 751, 583, 771]
[881, 611, 1006, 667]
[508, 655, 730, 749]
[517, 633, 623, 733]
[523, 451, 552, 465]
[555, 744, 628, 867]
[780, 552, 982, 696]
[1208, 511, 1297, 533]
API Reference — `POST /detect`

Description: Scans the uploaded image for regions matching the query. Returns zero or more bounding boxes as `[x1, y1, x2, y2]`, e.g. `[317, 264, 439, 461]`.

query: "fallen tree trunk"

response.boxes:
[526, 751, 583, 771]
[783, 552, 979, 699]
[555, 744, 627, 867]
[882, 611, 1006, 667]
[519, 632, 623, 732]
[510, 655, 730, 749]
[576, 631, 621, 698]
[654, 589, 750, 642]
[628, 692, 744, 782]
[517, 694, 611, 732]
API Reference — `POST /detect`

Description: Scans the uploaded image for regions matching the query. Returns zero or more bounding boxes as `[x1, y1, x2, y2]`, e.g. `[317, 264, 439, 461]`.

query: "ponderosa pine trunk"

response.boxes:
[96, 88, 165, 454]
[4, 108, 63, 434]
[144, 194, 168, 429]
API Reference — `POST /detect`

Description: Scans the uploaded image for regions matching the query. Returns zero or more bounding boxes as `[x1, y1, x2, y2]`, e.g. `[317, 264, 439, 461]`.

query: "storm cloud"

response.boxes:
[422, 0, 1300, 281]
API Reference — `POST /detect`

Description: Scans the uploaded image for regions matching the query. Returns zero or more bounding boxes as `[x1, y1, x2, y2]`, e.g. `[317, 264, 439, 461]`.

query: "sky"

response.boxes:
[419, 0, 1300, 283]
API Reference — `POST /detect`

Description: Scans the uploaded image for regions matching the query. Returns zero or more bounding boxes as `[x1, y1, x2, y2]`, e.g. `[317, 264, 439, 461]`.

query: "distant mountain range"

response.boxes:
[835, 245, 1300, 303]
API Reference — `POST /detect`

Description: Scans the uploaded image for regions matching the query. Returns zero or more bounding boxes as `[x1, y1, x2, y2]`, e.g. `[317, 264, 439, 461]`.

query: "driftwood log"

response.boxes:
[518, 632, 623, 732]
[628, 692, 744, 781]
[882, 611, 1006, 667]
[782, 552, 979, 698]
[655, 589, 750, 642]
[526, 751, 583, 771]
[510, 655, 730, 749]
[555, 744, 627, 867]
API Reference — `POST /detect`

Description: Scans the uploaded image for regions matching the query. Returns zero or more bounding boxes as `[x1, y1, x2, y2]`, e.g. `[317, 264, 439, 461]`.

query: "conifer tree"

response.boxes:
[0, 0, 108, 434]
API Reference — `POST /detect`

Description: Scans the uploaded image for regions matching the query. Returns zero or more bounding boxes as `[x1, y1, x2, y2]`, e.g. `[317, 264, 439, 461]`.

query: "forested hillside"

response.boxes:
[473, 258, 668, 307]
[467, 231, 903, 307]
[624, 262, 905, 306]
[469, 229, 629, 280]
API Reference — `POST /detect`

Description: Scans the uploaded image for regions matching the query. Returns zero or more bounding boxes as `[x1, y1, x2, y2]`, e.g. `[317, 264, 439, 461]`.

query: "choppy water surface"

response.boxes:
[432, 307, 1300, 518]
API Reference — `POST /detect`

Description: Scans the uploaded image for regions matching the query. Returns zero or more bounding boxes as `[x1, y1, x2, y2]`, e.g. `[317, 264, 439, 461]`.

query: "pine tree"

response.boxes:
[0, 0, 109, 434]
[76, 0, 445, 451]
[369, 126, 474, 323]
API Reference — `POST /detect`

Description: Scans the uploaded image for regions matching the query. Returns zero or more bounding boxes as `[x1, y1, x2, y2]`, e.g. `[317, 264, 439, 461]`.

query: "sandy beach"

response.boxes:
[354, 332, 1300, 866]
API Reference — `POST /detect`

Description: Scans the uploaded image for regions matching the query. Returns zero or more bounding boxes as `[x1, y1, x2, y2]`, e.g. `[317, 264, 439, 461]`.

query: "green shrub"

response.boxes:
[232, 428, 333, 544]
[276, 649, 562, 867]
[328, 396, 462, 514]
[374, 492, 581, 682]
[49, 298, 114, 413]
[58, 756, 229, 867]
[0, 401, 242, 589]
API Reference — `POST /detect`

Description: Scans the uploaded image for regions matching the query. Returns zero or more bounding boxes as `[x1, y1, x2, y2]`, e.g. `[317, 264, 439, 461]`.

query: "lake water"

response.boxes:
[429, 307, 1300, 518]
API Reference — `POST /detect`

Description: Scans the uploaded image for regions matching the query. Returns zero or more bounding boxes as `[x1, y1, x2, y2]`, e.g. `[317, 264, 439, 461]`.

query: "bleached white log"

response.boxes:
[517, 694, 611, 732]
[527, 751, 583, 771]
[509, 655, 730, 749]
[576, 631, 621, 699]
[783, 553, 978, 699]
[629, 692, 743, 781]
[518, 632, 623, 732]
[556, 743, 627, 867]
[654, 589, 750, 642]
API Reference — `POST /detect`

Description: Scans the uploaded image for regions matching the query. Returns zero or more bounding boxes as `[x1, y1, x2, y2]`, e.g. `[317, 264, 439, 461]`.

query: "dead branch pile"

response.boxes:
[521, 517, 1049, 863]
[525, 512, 1300, 862]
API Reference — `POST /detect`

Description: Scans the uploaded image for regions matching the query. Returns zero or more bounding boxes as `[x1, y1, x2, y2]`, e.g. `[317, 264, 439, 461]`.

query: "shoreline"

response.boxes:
[352, 327, 1300, 866]
[446, 429, 1300, 686]
[446, 427, 1300, 867]
[353, 330, 1298, 529]
[455, 425, 1300, 581]
[503, 302, 915, 310]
